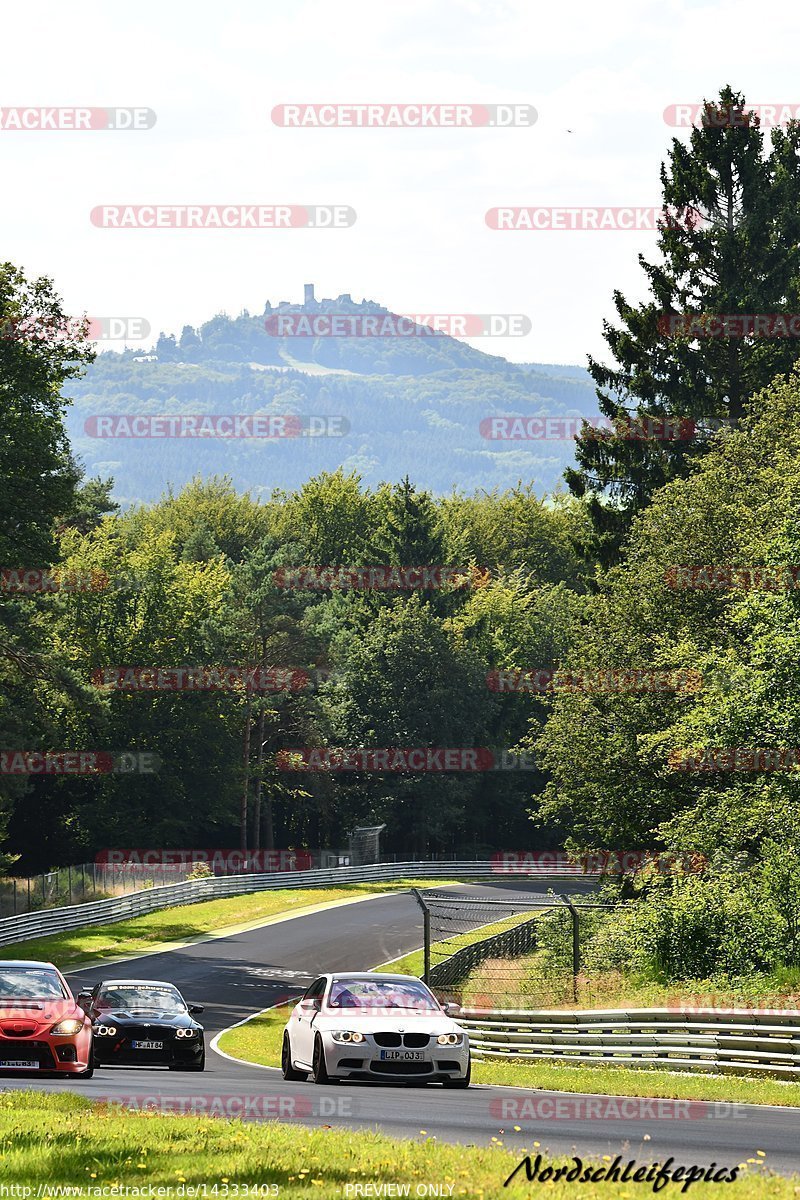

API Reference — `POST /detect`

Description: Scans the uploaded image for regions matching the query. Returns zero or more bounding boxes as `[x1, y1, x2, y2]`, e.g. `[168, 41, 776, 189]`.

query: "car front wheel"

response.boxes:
[311, 1035, 330, 1085]
[281, 1032, 308, 1081]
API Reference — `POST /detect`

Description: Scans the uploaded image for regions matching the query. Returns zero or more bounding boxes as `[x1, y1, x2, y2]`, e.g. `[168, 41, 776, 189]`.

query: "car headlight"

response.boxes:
[330, 1030, 365, 1044]
[50, 1019, 84, 1036]
[95, 1025, 118, 1036]
[437, 1033, 462, 1045]
[176, 1028, 198, 1038]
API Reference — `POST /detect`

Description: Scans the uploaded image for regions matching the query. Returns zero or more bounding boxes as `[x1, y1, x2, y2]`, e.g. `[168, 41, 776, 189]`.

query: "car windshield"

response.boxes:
[96, 986, 186, 1013]
[0, 968, 67, 1001]
[327, 979, 439, 1011]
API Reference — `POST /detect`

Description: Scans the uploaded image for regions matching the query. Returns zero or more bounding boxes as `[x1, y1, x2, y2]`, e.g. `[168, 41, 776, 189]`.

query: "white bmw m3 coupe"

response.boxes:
[281, 972, 471, 1087]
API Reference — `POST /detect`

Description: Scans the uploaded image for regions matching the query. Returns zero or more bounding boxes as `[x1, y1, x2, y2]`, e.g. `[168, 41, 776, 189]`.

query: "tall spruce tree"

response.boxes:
[566, 86, 800, 564]
[370, 477, 444, 567]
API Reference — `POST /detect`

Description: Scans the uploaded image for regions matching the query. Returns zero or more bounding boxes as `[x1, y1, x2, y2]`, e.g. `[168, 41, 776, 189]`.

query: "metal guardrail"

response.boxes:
[0, 860, 599, 949]
[458, 1007, 800, 1077]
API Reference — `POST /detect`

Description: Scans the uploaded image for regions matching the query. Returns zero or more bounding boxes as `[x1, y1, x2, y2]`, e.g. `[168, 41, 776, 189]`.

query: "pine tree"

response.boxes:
[566, 86, 800, 564]
[371, 477, 444, 567]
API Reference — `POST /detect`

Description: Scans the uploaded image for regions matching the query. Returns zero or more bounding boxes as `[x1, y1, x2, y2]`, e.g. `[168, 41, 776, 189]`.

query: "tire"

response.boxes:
[72, 1063, 94, 1080]
[282, 1032, 308, 1081]
[311, 1034, 330, 1085]
[443, 1058, 470, 1089]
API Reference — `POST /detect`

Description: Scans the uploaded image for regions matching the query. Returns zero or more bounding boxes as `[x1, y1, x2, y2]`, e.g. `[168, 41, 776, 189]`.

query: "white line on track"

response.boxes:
[210, 1001, 287, 1072]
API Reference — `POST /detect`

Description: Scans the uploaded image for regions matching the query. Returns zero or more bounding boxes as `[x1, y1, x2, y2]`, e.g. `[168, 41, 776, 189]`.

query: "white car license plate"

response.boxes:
[0, 1061, 38, 1069]
[132, 1040, 163, 1050]
[379, 1049, 423, 1061]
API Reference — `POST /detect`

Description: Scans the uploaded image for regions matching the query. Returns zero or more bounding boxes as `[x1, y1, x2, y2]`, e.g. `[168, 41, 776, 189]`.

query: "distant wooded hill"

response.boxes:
[64, 292, 596, 504]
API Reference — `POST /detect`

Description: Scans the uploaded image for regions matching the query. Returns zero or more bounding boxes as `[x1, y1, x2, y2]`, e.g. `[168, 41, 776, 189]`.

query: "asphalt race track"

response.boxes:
[0, 880, 798, 1177]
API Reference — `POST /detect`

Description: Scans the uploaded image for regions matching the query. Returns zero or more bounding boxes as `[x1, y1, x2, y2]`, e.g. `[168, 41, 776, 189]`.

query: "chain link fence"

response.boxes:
[415, 889, 624, 1010]
[0, 861, 203, 917]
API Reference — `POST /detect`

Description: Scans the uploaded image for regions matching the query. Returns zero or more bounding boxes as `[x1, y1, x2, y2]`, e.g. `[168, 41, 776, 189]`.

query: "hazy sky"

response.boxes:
[4, 0, 797, 365]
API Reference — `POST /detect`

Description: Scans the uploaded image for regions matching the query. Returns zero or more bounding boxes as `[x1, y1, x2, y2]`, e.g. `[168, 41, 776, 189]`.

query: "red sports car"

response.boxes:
[0, 960, 93, 1077]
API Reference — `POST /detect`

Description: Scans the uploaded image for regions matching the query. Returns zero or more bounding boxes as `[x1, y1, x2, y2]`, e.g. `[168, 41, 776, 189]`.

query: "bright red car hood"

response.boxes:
[0, 998, 80, 1032]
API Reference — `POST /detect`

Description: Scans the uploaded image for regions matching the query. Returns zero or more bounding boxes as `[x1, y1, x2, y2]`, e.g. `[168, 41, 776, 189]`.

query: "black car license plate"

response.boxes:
[131, 1040, 164, 1050]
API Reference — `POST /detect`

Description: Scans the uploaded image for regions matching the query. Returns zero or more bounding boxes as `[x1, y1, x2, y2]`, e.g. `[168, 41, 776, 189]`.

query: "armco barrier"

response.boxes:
[459, 1007, 800, 1078]
[0, 860, 597, 948]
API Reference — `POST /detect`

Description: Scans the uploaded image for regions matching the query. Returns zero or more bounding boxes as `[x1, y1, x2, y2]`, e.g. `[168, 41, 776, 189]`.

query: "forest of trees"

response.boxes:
[5, 87, 800, 984]
[0, 439, 590, 868]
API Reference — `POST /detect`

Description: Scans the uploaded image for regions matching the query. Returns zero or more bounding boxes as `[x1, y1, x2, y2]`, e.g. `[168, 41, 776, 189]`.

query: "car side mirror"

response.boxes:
[188, 1004, 204, 1015]
[442, 1001, 461, 1017]
[77, 991, 92, 1009]
[299, 997, 320, 1012]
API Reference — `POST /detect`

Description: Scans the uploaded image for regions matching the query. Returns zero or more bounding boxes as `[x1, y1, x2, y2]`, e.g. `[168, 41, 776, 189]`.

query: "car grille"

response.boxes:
[0, 1040, 56, 1069]
[101, 1026, 178, 1062]
[373, 1033, 430, 1048]
[370, 1061, 433, 1075]
[122, 1025, 176, 1041]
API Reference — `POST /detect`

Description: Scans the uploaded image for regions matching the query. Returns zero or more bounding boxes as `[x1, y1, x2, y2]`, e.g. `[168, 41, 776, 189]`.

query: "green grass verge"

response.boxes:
[471, 1059, 800, 1107]
[0, 879, 462, 970]
[217, 1000, 298, 1065]
[218, 1003, 800, 1109]
[0, 1092, 791, 1196]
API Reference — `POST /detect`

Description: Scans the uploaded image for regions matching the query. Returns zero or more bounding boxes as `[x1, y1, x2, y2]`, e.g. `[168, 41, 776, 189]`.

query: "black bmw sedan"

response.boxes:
[77, 979, 205, 1070]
